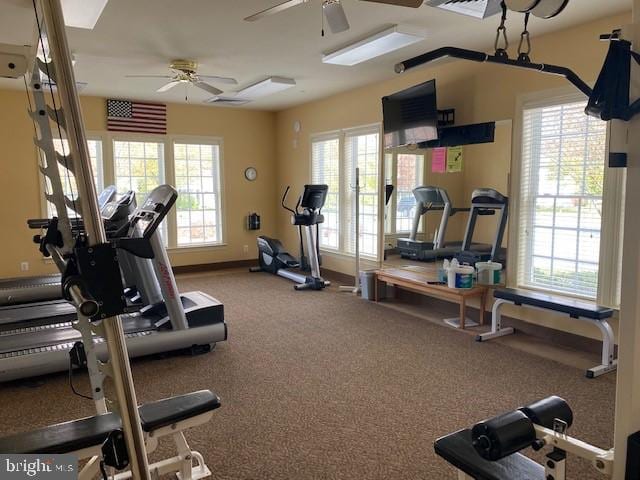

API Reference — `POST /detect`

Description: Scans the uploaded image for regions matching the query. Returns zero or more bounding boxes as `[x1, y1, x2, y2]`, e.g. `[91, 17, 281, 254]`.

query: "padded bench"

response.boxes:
[0, 390, 220, 454]
[476, 288, 616, 378]
[435, 429, 544, 480]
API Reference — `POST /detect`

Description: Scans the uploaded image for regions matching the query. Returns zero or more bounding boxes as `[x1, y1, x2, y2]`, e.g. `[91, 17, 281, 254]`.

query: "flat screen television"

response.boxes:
[382, 79, 438, 149]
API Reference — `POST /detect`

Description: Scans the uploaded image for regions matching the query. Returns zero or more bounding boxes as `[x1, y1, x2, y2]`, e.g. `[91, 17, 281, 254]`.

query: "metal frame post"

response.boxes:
[38, 1, 151, 478]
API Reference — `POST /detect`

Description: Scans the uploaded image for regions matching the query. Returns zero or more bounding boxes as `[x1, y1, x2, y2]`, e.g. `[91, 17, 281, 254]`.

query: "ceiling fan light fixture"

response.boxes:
[426, 0, 502, 19]
[236, 77, 297, 99]
[322, 24, 427, 66]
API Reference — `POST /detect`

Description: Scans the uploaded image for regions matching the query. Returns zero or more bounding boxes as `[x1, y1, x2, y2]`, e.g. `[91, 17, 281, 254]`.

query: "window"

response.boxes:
[174, 141, 223, 246]
[345, 130, 380, 257]
[384, 152, 425, 234]
[113, 140, 164, 196]
[40, 134, 227, 251]
[311, 136, 341, 250]
[311, 125, 381, 259]
[517, 100, 607, 298]
[45, 139, 103, 217]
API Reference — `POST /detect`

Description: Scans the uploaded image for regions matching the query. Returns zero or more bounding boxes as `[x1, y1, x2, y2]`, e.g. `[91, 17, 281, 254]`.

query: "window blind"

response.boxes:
[344, 128, 380, 258]
[517, 101, 607, 298]
[311, 136, 341, 250]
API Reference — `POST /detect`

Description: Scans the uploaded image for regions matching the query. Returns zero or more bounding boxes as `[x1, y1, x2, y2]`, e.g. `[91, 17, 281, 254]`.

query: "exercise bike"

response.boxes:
[250, 184, 330, 291]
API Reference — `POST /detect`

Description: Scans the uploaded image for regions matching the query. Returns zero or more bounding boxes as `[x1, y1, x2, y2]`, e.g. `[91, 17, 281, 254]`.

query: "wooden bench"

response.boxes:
[476, 288, 616, 378]
[375, 268, 488, 330]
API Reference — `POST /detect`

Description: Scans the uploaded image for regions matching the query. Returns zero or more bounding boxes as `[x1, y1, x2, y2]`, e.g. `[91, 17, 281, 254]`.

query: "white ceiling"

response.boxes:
[0, 0, 631, 110]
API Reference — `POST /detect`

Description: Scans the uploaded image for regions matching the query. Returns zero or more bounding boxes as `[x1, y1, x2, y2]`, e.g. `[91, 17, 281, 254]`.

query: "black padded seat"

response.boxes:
[434, 429, 544, 480]
[494, 288, 614, 320]
[0, 390, 220, 455]
[139, 390, 220, 432]
[0, 413, 119, 455]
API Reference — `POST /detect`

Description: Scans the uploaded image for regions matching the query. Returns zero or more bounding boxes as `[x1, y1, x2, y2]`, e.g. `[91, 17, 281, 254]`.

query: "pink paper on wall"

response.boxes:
[432, 147, 446, 173]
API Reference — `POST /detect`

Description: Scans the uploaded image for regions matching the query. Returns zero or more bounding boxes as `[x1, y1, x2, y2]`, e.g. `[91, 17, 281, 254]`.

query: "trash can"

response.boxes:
[360, 270, 377, 300]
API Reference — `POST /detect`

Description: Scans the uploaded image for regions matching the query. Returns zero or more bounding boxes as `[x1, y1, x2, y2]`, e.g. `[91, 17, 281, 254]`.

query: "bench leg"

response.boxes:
[476, 299, 515, 342]
[585, 319, 618, 379]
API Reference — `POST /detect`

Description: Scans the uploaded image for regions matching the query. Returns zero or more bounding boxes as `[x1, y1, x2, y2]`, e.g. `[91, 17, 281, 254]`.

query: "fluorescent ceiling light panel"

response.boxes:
[61, 0, 109, 29]
[323, 25, 427, 66]
[426, 0, 501, 19]
[236, 77, 296, 99]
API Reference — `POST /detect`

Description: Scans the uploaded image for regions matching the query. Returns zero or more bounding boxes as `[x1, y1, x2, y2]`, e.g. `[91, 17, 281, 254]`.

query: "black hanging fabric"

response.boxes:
[586, 39, 640, 121]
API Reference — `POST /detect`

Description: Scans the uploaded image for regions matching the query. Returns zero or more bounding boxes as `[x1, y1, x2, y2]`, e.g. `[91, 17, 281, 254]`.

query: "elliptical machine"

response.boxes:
[251, 184, 330, 291]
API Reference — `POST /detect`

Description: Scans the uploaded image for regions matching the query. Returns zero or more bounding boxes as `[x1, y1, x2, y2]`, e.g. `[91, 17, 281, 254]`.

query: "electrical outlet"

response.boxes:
[243, 245, 249, 254]
[20, 262, 29, 272]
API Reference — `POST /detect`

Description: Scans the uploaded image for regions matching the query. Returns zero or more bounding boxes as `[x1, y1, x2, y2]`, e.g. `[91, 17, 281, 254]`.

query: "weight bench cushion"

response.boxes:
[0, 413, 119, 455]
[434, 429, 544, 480]
[138, 390, 221, 432]
[0, 390, 220, 455]
[494, 288, 613, 320]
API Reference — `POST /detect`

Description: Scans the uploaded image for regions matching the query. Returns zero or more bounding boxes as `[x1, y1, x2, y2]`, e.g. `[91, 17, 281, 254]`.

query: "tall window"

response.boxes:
[311, 136, 340, 250]
[46, 139, 103, 217]
[311, 126, 381, 259]
[174, 141, 223, 246]
[384, 152, 425, 234]
[345, 130, 380, 257]
[113, 140, 164, 197]
[517, 100, 606, 298]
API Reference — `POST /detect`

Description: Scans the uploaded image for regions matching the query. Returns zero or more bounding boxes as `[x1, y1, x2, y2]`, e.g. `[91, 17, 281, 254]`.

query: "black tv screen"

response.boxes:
[382, 79, 438, 149]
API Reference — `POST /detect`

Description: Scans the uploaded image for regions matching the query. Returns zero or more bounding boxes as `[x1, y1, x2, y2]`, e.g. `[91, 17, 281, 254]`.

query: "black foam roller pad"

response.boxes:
[520, 396, 573, 430]
[471, 410, 536, 461]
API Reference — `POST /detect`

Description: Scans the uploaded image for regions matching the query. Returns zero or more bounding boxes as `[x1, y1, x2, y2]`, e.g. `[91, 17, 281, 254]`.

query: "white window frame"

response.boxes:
[169, 136, 226, 248]
[38, 131, 227, 253]
[310, 124, 383, 261]
[39, 134, 106, 218]
[384, 150, 426, 236]
[508, 87, 624, 307]
[310, 131, 342, 253]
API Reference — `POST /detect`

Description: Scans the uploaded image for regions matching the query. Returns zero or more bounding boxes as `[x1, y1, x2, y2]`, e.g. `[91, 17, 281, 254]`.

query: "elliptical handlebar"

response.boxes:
[281, 186, 298, 215]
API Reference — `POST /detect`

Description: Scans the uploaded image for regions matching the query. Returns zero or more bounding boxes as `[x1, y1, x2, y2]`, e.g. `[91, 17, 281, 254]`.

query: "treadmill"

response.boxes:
[0, 190, 141, 328]
[0, 186, 117, 307]
[455, 188, 509, 264]
[397, 186, 470, 261]
[0, 185, 226, 382]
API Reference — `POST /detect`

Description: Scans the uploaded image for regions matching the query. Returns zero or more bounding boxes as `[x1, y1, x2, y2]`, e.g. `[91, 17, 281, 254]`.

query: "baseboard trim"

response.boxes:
[173, 259, 257, 274]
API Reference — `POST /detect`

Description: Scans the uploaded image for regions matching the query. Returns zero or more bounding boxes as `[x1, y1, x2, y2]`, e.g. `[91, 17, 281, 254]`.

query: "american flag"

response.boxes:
[107, 99, 167, 134]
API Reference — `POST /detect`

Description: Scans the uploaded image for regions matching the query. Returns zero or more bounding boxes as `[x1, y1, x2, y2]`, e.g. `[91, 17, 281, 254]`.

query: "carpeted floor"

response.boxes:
[0, 270, 616, 479]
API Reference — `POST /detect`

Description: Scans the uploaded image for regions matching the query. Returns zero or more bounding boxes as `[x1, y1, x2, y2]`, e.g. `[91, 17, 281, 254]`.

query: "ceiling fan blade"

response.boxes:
[194, 82, 224, 96]
[157, 81, 182, 92]
[323, 1, 350, 34]
[359, 0, 424, 7]
[198, 75, 239, 85]
[244, 0, 307, 21]
[126, 74, 174, 78]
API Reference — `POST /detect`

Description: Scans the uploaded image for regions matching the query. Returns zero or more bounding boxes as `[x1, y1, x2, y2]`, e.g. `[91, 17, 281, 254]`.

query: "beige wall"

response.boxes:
[0, 92, 277, 277]
[275, 12, 629, 339]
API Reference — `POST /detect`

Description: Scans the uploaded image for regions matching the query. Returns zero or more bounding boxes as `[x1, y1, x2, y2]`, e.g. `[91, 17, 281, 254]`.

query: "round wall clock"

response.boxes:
[244, 167, 258, 181]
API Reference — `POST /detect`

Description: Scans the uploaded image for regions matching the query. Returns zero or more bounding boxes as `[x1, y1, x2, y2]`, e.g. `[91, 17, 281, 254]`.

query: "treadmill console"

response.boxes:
[129, 185, 178, 239]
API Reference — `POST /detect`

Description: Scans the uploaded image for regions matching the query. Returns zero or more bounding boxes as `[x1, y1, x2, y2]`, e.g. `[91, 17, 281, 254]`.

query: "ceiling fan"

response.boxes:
[244, 0, 424, 34]
[125, 60, 238, 96]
